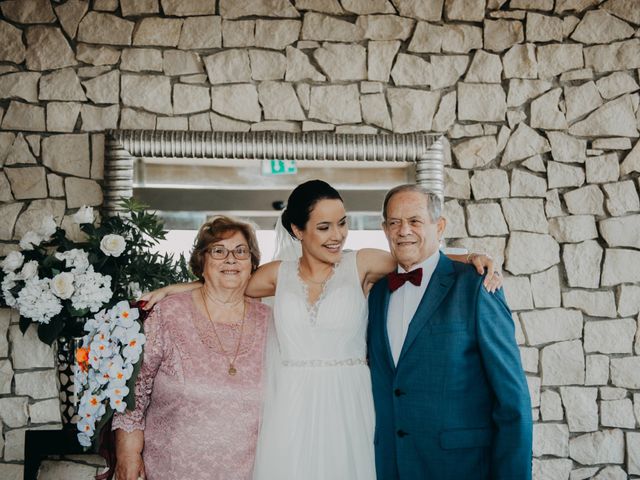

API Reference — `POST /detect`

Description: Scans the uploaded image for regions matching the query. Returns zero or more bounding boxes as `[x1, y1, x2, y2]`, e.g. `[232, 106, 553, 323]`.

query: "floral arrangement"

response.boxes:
[0, 198, 192, 447]
[74, 301, 145, 447]
[0, 198, 191, 344]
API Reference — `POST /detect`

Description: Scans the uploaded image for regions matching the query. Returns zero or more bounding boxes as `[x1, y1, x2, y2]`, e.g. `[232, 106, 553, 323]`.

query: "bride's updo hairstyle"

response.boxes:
[281, 180, 343, 239]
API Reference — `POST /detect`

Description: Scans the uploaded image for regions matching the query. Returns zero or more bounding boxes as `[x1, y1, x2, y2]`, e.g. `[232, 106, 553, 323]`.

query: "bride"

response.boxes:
[142, 180, 500, 479]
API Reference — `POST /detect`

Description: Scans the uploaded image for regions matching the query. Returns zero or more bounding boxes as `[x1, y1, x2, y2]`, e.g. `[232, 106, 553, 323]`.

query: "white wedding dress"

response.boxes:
[253, 250, 376, 480]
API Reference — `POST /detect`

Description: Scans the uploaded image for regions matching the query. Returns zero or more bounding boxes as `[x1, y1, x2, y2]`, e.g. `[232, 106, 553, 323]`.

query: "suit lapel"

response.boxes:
[397, 255, 456, 364]
[375, 277, 396, 371]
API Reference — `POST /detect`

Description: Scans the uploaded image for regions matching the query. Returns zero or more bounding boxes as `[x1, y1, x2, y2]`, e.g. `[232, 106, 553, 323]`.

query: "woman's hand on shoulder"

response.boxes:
[139, 281, 202, 310]
[468, 253, 502, 293]
[115, 452, 145, 480]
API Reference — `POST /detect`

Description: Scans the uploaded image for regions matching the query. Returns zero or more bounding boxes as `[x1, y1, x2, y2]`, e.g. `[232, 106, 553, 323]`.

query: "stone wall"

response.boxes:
[1, 0, 640, 478]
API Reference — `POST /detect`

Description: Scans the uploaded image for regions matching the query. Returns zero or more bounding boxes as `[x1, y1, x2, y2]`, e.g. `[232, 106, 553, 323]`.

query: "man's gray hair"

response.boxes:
[382, 184, 443, 223]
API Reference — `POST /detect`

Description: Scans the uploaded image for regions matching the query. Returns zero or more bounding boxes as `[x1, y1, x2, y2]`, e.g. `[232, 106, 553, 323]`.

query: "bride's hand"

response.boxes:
[139, 287, 170, 310]
[468, 253, 502, 293]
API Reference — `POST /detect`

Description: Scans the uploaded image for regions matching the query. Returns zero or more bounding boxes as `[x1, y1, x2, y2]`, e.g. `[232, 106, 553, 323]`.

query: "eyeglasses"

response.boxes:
[207, 245, 251, 261]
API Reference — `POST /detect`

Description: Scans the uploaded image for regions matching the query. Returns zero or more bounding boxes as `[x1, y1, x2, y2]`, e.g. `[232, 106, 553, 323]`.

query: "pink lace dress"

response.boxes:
[112, 291, 270, 480]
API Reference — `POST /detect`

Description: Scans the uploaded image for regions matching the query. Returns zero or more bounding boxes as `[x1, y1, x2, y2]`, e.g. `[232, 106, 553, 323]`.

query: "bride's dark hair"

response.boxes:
[281, 180, 343, 239]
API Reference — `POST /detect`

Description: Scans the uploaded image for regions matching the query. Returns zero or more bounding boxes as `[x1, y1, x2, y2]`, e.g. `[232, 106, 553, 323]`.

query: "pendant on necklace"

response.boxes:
[228, 364, 237, 376]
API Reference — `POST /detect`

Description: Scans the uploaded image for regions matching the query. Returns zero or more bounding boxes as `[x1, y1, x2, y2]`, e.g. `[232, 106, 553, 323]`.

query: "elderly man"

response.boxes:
[367, 184, 532, 480]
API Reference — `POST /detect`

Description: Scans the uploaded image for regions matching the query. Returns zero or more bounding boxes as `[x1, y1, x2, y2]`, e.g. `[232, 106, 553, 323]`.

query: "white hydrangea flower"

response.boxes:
[107, 385, 129, 413]
[16, 277, 62, 324]
[122, 327, 146, 364]
[19, 231, 43, 251]
[37, 215, 57, 239]
[1, 271, 18, 307]
[71, 266, 112, 313]
[100, 234, 126, 257]
[112, 301, 139, 327]
[19, 260, 38, 281]
[55, 249, 90, 274]
[50, 272, 75, 300]
[73, 206, 94, 225]
[1, 251, 24, 273]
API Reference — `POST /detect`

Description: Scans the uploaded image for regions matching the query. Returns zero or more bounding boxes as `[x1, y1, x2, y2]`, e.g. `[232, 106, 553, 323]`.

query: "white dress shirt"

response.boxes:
[387, 250, 440, 365]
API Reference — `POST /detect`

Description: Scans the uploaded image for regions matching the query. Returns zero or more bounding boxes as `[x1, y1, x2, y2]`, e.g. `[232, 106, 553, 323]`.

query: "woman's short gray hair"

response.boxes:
[382, 184, 443, 223]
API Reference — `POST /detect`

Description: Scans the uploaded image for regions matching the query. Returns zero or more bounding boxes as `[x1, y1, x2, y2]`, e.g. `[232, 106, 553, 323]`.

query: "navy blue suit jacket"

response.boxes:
[367, 255, 532, 480]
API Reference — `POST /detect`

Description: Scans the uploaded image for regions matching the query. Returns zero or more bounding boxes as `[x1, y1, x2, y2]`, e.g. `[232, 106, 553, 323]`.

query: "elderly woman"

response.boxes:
[112, 216, 270, 480]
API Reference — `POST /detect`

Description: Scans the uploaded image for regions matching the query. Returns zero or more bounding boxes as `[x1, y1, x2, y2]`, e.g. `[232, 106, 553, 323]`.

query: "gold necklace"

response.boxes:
[203, 286, 244, 307]
[200, 288, 246, 376]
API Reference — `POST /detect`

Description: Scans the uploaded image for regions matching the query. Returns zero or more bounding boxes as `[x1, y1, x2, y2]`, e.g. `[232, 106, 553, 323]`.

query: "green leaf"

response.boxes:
[19, 316, 31, 334]
[37, 318, 66, 345]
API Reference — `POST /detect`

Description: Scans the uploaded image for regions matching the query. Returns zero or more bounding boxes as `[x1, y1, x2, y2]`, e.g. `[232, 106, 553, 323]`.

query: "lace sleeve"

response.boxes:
[112, 305, 165, 432]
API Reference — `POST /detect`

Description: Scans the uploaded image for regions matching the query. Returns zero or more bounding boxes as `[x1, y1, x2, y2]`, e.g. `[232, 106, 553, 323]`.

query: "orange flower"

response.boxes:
[75, 347, 90, 372]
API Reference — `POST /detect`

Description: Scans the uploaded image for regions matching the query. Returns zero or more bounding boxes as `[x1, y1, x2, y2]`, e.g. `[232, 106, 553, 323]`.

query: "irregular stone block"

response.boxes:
[0, 171, 12, 202]
[570, 429, 625, 465]
[547, 131, 586, 164]
[521, 308, 583, 346]
[83, 71, 120, 105]
[611, 356, 640, 388]
[501, 198, 548, 233]
[511, 0, 553, 8]
[0, 397, 28, 428]
[0, 72, 40, 103]
[1, 101, 45, 132]
[564, 185, 604, 216]
[163, 50, 203, 76]
[120, 0, 159, 16]
[528, 375, 541, 407]
[470, 169, 509, 200]
[42, 134, 90, 177]
[452, 136, 497, 169]
[78, 12, 134, 45]
[0, 19, 25, 64]
[161, 0, 216, 15]
[393, 0, 443, 20]
[29, 398, 62, 424]
[532, 457, 572, 480]
[54, 0, 88, 38]
[76, 44, 121, 66]
[540, 389, 563, 421]
[629, 431, 640, 475]
[39, 68, 86, 102]
[4, 133, 35, 165]
[547, 162, 585, 189]
[560, 387, 599, 432]
[296, 0, 345, 14]
[222, 19, 255, 47]
[505, 232, 560, 275]
[444, 168, 470, 199]
[248, 50, 286, 81]
[531, 88, 567, 130]
[549, 215, 597, 243]
[601, 399, 636, 428]
[368, 40, 400, 82]
[527, 13, 562, 42]
[586, 153, 619, 184]
[584, 39, 640, 73]
[429, 55, 469, 90]
[15, 370, 58, 399]
[457, 83, 506, 122]
[38, 461, 98, 479]
[133, 17, 183, 47]
[121, 48, 163, 72]
[25, 26, 76, 71]
[121, 74, 172, 115]
[285, 46, 325, 81]
[537, 43, 583, 78]
[387, 88, 439, 133]
[308, 84, 361, 124]
[0, 358, 13, 393]
[255, 19, 301, 49]
[79, 104, 118, 132]
[507, 79, 552, 107]
[65, 177, 103, 208]
[178, 15, 221, 49]
[258, 82, 304, 121]
[533, 423, 569, 457]
[0, 203, 22, 240]
[208, 111, 249, 132]
[301, 12, 363, 42]
[600, 214, 640, 249]
[510, 169, 547, 197]
[445, 0, 485, 21]
[211, 84, 261, 122]
[314, 43, 366, 81]
[602, 0, 640, 24]
[5, 167, 46, 199]
[571, 9, 635, 44]
[465, 50, 502, 83]
[564, 291, 617, 318]
[407, 21, 442, 53]
[563, 240, 602, 288]
[503, 44, 538, 80]
[390, 53, 431, 86]
[173, 84, 210, 115]
[541, 340, 585, 386]
[450, 237, 507, 270]
[1, 0, 55, 23]
[219, 0, 299, 19]
[596, 71, 639, 100]
[586, 354, 610, 385]
[47, 173, 65, 197]
[355, 14, 413, 42]
[602, 249, 640, 286]
[341, 0, 394, 14]
[618, 284, 640, 317]
[570, 94, 639, 137]
[504, 276, 534, 311]
[530, 267, 561, 308]
[501, 123, 550, 165]
[484, 19, 524, 52]
[442, 200, 467, 239]
[360, 93, 392, 131]
[466, 203, 508, 237]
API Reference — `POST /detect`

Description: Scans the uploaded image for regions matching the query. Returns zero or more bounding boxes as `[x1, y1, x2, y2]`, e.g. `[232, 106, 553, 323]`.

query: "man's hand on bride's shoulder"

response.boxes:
[468, 253, 503, 293]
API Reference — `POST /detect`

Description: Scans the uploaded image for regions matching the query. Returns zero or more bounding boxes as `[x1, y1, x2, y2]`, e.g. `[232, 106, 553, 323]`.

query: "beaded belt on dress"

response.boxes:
[281, 358, 368, 367]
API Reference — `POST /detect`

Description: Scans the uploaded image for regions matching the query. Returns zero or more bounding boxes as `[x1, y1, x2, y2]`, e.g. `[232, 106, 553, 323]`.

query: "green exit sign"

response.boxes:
[262, 159, 297, 175]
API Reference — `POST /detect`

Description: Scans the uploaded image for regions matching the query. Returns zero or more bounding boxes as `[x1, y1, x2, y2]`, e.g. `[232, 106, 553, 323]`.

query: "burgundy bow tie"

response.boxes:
[387, 268, 423, 292]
